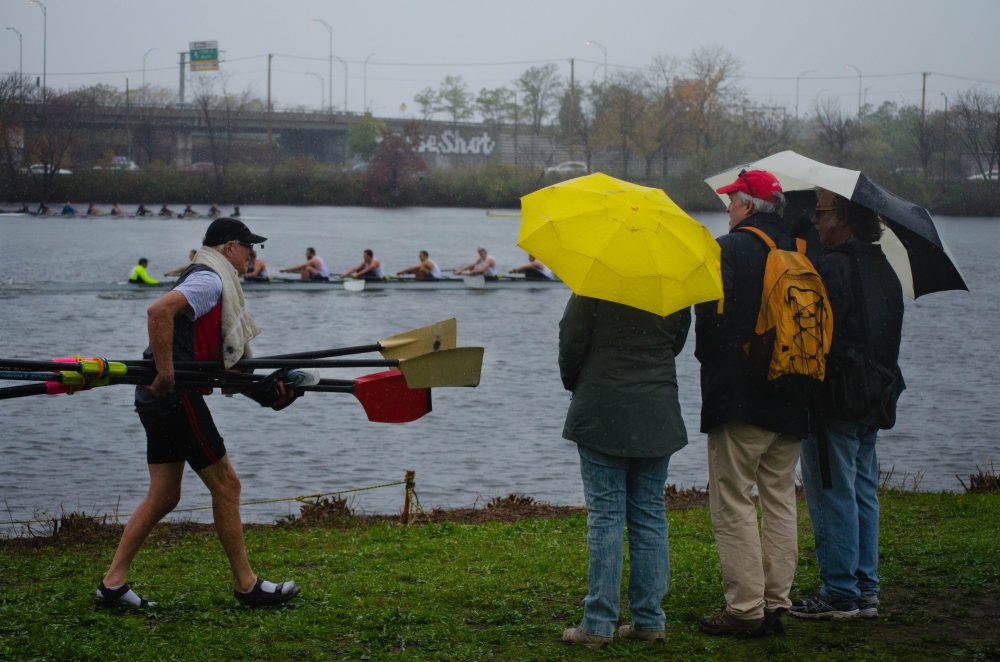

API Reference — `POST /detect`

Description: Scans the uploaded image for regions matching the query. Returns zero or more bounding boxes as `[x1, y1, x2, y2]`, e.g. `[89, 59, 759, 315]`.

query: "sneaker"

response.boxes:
[789, 594, 860, 620]
[617, 624, 666, 643]
[698, 610, 768, 637]
[764, 607, 787, 634]
[858, 594, 879, 619]
[561, 627, 611, 649]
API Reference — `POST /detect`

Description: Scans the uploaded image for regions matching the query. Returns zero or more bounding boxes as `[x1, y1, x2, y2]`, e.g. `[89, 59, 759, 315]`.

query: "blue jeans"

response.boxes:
[577, 446, 672, 637]
[800, 419, 880, 601]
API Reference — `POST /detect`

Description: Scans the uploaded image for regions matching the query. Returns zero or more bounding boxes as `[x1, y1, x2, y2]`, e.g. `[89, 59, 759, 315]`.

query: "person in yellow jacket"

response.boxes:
[128, 258, 159, 285]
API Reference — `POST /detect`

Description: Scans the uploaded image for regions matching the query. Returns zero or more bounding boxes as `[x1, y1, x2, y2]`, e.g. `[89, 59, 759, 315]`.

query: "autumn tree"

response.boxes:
[365, 121, 428, 206]
[434, 75, 474, 125]
[517, 64, 563, 134]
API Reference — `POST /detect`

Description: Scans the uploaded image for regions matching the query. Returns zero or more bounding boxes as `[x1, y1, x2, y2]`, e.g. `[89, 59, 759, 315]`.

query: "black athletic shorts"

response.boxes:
[137, 391, 227, 471]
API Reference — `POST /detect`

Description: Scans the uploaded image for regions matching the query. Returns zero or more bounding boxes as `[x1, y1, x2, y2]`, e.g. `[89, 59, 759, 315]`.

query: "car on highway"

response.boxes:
[24, 163, 73, 176]
[544, 161, 588, 177]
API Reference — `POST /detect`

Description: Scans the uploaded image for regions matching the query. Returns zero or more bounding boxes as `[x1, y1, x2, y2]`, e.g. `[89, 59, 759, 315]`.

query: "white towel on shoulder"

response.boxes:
[194, 247, 261, 368]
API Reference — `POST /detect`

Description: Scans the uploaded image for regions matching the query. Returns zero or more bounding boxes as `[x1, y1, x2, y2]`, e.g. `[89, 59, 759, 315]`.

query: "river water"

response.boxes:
[0, 206, 996, 529]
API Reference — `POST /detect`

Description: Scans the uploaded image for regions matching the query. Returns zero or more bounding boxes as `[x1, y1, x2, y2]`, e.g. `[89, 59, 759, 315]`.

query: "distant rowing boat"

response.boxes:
[12, 275, 565, 295]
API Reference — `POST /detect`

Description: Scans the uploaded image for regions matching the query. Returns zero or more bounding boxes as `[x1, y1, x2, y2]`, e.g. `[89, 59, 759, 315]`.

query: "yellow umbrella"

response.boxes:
[518, 172, 722, 317]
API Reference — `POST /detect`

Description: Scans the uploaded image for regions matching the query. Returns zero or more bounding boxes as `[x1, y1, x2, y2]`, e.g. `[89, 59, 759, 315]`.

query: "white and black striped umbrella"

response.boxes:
[704, 150, 969, 299]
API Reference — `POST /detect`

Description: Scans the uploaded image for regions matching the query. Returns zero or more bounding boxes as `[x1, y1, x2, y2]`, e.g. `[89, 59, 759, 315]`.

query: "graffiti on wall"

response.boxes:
[418, 129, 496, 156]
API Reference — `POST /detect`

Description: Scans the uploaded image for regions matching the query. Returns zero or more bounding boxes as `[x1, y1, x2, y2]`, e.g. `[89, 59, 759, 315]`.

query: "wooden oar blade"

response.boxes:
[352, 370, 432, 423]
[378, 318, 457, 359]
[397, 347, 484, 388]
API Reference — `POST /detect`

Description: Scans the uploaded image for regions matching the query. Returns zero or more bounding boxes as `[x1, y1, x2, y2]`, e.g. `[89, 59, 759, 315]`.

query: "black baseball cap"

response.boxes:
[202, 217, 267, 246]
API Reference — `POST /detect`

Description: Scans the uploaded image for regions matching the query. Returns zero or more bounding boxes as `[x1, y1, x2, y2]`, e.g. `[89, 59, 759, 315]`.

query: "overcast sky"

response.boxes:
[2, 0, 997, 118]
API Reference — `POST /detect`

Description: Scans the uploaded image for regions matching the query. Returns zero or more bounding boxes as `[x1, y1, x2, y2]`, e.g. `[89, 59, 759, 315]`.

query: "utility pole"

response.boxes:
[569, 58, 576, 160]
[267, 53, 273, 146]
[178, 51, 187, 103]
[920, 72, 929, 120]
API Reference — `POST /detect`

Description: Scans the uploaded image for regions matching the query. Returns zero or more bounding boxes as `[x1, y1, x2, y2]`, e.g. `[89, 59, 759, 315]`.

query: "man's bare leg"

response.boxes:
[103, 462, 185, 587]
[196, 456, 256, 592]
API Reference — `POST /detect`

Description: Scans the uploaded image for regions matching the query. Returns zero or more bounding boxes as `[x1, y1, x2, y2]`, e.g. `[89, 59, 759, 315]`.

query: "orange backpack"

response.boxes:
[739, 226, 833, 384]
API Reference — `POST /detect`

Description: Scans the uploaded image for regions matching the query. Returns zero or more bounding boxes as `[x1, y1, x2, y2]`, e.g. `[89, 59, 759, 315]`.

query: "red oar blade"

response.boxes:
[352, 370, 431, 423]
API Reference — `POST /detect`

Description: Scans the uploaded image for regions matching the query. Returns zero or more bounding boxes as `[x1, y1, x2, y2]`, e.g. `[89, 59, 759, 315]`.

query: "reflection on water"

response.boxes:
[0, 207, 997, 528]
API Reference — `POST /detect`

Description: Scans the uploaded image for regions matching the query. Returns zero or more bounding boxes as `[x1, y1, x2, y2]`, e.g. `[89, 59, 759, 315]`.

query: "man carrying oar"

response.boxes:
[97, 217, 302, 609]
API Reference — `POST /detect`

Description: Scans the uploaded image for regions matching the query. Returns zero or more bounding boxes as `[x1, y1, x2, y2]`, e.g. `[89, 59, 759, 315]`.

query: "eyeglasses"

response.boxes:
[236, 241, 253, 248]
[812, 206, 835, 219]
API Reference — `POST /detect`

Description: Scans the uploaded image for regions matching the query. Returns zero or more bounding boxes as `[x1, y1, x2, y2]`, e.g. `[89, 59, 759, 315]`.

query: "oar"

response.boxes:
[0, 369, 431, 423]
[259, 318, 456, 361]
[117, 347, 484, 388]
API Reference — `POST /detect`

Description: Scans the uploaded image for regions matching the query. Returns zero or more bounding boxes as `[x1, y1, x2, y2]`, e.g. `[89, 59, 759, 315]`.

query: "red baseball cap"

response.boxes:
[715, 169, 783, 202]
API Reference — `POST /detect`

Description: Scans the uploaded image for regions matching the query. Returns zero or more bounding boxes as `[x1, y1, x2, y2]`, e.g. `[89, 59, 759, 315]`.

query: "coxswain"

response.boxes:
[128, 258, 159, 285]
[231, 205, 241, 218]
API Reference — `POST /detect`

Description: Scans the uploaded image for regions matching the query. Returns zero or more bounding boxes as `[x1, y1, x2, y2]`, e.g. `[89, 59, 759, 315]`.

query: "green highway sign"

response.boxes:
[189, 41, 219, 72]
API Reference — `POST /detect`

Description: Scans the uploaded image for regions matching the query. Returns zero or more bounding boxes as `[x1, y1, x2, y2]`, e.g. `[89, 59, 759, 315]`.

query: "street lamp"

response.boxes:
[29, 0, 45, 101]
[846, 63, 862, 118]
[332, 55, 348, 113]
[363, 52, 375, 114]
[310, 18, 333, 113]
[305, 71, 324, 111]
[795, 69, 816, 120]
[6, 28, 22, 96]
[142, 47, 156, 88]
[940, 92, 949, 179]
[585, 40, 607, 85]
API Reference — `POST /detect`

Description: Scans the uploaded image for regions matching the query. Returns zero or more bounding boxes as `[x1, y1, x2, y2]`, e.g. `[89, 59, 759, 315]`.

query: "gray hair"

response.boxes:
[735, 190, 786, 218]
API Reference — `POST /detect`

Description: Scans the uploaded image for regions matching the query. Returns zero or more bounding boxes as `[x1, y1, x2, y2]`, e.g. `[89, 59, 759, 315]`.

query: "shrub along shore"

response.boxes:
[6, 165, 1000, 216]
[2, 490, 998, 660]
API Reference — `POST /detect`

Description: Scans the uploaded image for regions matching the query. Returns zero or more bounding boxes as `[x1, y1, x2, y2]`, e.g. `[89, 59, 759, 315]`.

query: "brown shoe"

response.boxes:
[618, 624, 666, 643]
[561, 627, 611, 649]
[697, 610, 768, 637]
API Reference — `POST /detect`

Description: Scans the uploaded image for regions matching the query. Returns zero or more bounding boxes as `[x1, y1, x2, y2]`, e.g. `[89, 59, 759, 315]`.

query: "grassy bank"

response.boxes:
[1, 491, 998, 660]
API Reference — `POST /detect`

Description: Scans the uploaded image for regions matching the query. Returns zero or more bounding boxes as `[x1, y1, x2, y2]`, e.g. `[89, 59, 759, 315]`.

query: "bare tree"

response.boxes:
[952, 89, 1000, 181]
[741, 102, 794, 160]
[680, 46, 743, 166]
[191, 75, 263, 187]
[812, 97, 858, 166]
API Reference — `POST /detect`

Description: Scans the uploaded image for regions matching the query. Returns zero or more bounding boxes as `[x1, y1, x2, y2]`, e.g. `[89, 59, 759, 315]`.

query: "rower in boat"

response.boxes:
[397, 250, 442, 280]
[110, 203, 126, 217]
[245, 248, 271, 282]
[280, 246, 331, 281]
[181, 204, 198, 218]
[341, 249, 384, 280]
[36, 201, 50, 215]
[158, 204, 175, 217]
[231, 205, 241, 218]
[455, 247, 498, 279]
[509, 254, 555, 280]
[61, 201, 78, 216]
[208, 204, 222, 217]
[136, 204, 152, 217]
[128, 257, 159, 285]
[86, 202, 102, 216]
[164, 249, 198, 277]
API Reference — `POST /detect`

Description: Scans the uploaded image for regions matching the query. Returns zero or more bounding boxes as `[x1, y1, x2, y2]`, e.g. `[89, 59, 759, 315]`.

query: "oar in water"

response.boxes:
[260, 318, 456, 360]
[0, 369, 431, 423]
[343, 276, 486, 292]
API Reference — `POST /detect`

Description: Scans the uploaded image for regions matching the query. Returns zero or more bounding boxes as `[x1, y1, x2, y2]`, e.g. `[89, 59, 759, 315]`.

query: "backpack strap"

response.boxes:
[736, 225, 777, 251]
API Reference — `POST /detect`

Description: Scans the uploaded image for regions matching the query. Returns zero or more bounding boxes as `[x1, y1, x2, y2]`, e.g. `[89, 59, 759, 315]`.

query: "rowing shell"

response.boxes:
[12, 275, 565, 295]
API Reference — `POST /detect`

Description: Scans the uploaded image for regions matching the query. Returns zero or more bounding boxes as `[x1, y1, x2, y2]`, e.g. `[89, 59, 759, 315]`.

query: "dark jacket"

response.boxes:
[817, 238, 904, 427]
[560, 295, 691, 458]
[694, 212, 810, 437]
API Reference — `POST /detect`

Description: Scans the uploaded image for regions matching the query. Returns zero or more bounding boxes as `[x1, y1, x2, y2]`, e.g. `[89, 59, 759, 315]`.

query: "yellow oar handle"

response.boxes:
[56, 356, 128, 377]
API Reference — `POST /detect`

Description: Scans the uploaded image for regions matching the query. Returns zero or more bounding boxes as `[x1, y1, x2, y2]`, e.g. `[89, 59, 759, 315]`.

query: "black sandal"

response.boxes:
[234, 578, 300, 607]
[94, 581, 153, 608]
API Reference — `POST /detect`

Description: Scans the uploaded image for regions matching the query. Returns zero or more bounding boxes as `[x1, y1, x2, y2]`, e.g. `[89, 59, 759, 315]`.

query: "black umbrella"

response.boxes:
[705, 150, 969, 298]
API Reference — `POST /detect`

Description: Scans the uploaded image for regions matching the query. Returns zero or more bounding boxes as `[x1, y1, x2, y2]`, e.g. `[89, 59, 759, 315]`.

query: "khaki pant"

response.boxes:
[707, 421, 801, 620]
